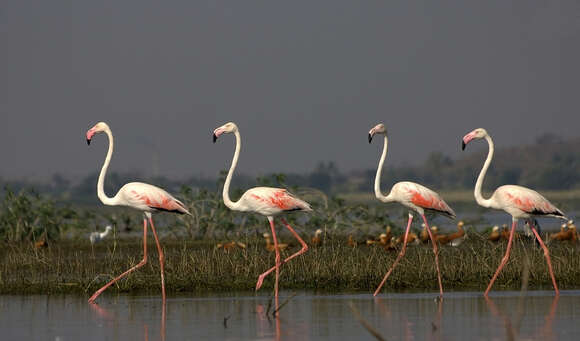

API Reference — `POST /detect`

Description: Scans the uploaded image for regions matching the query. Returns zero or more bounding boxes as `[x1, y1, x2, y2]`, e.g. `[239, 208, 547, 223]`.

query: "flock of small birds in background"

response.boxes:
[30, 219, 576, 251]
[488, 220, 576, 243]
[208, 219, 577, 253]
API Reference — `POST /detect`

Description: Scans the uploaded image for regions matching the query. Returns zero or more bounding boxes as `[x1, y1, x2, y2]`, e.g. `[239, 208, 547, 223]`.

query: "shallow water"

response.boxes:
[1, 290, 579, 340]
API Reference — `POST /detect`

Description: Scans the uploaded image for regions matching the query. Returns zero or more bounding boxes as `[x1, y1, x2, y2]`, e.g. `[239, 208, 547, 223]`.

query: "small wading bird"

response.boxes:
[213, 122, 311, 308]
[396, 229, 419, 246]
[367, 232, 397, 250]
[367, 226, 393, 246]
[347, 234, 359, 248]
[311, 229, 323, 247]
[549, 222, 577, 242]
[500, 224, 511, 240]
[488, 226, 501, 242]
[90, 225, 113, 244]
[34, 231, 49, 249]
[462, 128, 566, 296]
[263, 232, 289, 252]
[419, 223, 433, 243]
[85, 122, 190, 303]
[216, 241, 247, 251]
[369, 123, 456, 297]
[438, 221, 466, 246]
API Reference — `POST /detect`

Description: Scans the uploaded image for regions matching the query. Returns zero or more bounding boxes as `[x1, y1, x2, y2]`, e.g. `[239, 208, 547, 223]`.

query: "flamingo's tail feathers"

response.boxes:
[287, 196, 313, 213]
[446, 207, 457, 220]
[553, 210, 567, 220]
[152, 198, 191, 215]
[175, 199, 192, 215]
[300, 201, 313, 212]
[435, 201, 456, 220]
[430, 207, 456, 220]
[530, 207, 566, 220]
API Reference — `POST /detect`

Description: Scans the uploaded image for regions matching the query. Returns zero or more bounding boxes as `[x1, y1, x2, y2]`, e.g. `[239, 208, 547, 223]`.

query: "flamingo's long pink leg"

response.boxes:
[255, 217, 309, 291]
[265, 217, 281, 310]
[373, 213, 413, 296]
[423, 215, 444, 297]
[161, 298, 167, 341]
[529, 220, 559, 295]
[88, 218, 149, 303]
[485, 219, 517, 296]
[149, 215, 166, 302]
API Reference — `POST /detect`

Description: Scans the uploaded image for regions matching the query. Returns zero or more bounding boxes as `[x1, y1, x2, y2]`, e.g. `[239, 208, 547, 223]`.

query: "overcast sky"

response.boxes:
[1, 1, 579, 182]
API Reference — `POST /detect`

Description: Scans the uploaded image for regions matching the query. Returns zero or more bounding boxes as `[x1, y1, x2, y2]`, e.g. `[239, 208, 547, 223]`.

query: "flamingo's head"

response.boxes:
[368, 123, 386, 143]
[461, 128, 488, 150]
[213, 122, 238, 143]
[86, 122, 110, 145]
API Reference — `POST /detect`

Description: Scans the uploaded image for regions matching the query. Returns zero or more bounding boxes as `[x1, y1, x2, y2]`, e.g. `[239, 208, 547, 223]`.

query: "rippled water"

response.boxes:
[1, 291, 578, 340]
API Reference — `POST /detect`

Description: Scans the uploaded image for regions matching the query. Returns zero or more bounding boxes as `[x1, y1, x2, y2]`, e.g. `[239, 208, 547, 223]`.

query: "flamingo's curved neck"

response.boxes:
[222, 130, 241, 210]
[374, 134, 394, 203]
[474, 135, 494, 208]
[97, 128, 118, 206]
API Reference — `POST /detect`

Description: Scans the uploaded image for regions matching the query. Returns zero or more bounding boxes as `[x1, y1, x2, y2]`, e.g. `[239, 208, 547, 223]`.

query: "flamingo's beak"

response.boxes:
[461, 131, 478, 151]
[86, 127, 97, 146]
[368, 133, 373, 143]
[213, 127, 227, 143]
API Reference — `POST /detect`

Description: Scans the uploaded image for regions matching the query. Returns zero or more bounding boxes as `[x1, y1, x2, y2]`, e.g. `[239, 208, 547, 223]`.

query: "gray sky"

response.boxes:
[1, 1, 579, 181]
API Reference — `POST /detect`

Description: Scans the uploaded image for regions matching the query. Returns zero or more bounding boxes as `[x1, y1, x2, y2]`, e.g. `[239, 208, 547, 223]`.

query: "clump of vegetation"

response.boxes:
[0, 188, 91, 243]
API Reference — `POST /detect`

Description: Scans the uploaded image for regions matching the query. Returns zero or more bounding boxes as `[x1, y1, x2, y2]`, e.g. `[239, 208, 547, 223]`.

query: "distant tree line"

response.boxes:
[1, 134, 579, 203]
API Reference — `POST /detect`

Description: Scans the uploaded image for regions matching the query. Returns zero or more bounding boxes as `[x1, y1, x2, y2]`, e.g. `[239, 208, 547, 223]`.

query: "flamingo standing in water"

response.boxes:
[462, 128, 566, 296]
[85, 122, 190, 303]
[212, 122, 311, 308]
[369, 123, 456, 297]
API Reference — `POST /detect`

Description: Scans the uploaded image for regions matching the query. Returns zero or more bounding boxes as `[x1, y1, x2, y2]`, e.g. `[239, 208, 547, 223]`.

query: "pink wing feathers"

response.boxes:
[239, 187, 312, 216]
[394, 182, 456, 218]
[119, 182, 190, 214]
[494, 185, 565, 218]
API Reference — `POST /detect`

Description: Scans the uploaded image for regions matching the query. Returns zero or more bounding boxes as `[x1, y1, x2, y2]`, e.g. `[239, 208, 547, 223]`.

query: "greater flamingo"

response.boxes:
[212, 122, 311, 308]
[369, 123, 456, 297]
[89, 225, 113, 244]
[462, 128, 566, 296]
[85, 122, 190, 303]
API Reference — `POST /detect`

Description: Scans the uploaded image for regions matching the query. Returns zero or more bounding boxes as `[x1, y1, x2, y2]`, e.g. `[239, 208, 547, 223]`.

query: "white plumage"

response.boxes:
[90, 225, 113, 244]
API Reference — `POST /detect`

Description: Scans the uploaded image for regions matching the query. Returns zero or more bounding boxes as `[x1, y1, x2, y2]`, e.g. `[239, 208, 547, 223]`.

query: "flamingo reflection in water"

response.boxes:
[89, 301, 166, 341]
[485, 295, 559, 341]
[373, 295, 442, 341]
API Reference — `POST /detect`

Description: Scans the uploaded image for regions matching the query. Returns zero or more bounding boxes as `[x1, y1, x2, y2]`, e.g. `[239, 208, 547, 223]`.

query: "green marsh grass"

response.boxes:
[1, 233, 580, 295]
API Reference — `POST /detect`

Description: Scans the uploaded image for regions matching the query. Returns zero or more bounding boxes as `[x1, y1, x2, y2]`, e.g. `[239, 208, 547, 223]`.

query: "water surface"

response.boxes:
[1, 291, 578, 340]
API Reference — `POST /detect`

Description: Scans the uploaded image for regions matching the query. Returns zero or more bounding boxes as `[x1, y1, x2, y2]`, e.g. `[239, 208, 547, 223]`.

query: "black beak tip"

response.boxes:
[212, 134, 217, 143]
[461, 141, 466, 151]
[368, 134, 373, 143]
[86, 139, 91, 145]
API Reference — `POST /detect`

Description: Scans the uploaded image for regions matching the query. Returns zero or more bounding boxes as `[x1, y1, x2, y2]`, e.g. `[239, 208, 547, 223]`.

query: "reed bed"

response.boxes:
[1, 233, 580, 296]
